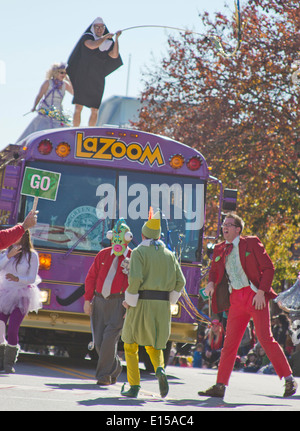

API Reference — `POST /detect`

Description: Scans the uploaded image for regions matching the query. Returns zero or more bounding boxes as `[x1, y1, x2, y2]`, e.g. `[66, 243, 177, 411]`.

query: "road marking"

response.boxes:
[18, 356, 166, 399]
[21, 356, 95, 380]
[34, 360, 95, 379]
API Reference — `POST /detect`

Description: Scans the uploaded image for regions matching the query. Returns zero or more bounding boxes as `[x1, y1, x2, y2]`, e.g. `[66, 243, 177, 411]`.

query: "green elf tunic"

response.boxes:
[121, 240, 186, 350]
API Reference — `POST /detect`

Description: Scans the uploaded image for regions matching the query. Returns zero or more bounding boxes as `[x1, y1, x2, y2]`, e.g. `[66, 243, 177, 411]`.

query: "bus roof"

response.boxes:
[11, 126, 209, 179]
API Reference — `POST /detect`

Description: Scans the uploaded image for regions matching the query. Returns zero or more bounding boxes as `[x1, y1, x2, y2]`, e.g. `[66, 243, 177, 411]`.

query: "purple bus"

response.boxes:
[0, 127, 236, 362]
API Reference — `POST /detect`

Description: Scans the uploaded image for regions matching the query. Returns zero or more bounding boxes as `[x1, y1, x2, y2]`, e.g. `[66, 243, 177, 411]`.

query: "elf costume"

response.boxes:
[121, 211, 185, 398]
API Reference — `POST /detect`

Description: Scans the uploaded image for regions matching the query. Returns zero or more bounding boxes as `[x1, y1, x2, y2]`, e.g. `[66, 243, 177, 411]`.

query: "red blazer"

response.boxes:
[0, 225, 25, 250]
[84, 247, 132, 301]
[209, 236, 277, 314]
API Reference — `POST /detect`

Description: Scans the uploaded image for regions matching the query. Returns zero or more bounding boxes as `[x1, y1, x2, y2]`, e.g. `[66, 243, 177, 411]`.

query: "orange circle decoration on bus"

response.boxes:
[169, 154, 185, 169]
[186, 156, 202, 171]
[38, 139, 53, 155]
[56, 142, 71, 158]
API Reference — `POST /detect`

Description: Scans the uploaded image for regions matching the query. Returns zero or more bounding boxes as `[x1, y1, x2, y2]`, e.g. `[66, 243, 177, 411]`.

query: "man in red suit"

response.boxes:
[198, 213, 297, 398]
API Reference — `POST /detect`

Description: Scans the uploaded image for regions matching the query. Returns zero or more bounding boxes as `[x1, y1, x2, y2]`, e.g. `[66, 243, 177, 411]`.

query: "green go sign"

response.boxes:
[199, 287, 209, 301]
[21, 167, 61, 201]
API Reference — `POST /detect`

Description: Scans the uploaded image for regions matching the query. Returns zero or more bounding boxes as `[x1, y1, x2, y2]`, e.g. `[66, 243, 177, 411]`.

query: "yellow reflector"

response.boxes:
[39, 253, 52, 270]
[56, 142, 71, 158]
[169, 154, 185, 169]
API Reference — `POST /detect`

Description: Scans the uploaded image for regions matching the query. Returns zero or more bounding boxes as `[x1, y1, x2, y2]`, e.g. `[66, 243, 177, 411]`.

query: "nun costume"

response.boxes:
[67, 17, 123, 110]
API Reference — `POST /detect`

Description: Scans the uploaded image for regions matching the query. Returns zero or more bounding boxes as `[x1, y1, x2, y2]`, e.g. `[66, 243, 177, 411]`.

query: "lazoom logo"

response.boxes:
[75, 132, 165, 167]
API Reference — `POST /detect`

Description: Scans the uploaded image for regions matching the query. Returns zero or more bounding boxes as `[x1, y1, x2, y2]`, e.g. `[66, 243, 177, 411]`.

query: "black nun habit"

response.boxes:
[67, 17, 123, 109]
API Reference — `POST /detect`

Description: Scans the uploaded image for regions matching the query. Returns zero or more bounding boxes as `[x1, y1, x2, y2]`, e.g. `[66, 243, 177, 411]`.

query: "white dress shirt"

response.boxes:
[225, 236, 257, 293]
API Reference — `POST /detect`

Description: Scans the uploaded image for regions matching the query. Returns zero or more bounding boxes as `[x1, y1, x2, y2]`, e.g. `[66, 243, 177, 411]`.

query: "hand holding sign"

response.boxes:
[22, 210, 38, 231]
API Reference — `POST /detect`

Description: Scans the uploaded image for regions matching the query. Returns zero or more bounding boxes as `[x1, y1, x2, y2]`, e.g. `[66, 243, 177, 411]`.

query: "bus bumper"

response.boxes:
[22, 310, 199, 345]
[21, 310, 91, 333]
[170, 322, 198, 344]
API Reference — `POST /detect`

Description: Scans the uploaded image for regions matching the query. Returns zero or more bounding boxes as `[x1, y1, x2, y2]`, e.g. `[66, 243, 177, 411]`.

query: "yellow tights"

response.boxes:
[124, 343, 164, 386]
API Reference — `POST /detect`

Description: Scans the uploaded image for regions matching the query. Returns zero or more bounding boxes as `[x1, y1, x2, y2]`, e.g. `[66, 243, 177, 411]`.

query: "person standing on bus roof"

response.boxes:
[0, 230, 42, 373]
[67, 17, 122, 127]
[121, 210, 185, 399]
[84, 219, 132, 386]
[198, 212, 297, 399]
[16, 63, 73, 143]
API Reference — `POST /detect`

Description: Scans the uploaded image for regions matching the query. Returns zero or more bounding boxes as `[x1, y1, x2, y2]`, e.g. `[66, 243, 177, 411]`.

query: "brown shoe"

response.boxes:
[283, 379, 298, 397]
[96, 376, 111, 386]
[198, 384, 226, 398]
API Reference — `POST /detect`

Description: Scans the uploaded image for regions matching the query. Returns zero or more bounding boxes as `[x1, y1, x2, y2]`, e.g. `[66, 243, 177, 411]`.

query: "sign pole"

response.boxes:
[32, 196, 39, 212]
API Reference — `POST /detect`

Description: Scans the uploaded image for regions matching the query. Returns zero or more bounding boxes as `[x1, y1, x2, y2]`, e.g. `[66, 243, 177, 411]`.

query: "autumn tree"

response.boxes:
[134, 0, 300, 288]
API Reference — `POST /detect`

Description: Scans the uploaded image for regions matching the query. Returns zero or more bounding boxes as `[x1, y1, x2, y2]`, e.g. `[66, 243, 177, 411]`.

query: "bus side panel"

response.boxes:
[38, 251, 95, 313]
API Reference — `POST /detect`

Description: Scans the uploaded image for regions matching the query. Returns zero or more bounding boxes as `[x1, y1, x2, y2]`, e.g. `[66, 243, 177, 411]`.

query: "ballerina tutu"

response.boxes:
[0, 275, 42, 315]
[275, 273, 300, 312]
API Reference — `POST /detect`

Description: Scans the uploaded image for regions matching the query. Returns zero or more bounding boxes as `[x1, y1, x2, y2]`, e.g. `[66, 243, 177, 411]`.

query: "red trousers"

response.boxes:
[217, 287, 292, 385]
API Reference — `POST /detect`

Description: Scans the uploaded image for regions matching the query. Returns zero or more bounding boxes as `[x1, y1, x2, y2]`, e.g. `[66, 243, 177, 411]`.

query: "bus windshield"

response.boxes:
[27, 161, 205, 262]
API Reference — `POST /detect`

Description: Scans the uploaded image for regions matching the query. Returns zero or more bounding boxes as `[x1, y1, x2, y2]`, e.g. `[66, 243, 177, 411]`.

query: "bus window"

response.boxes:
[26, 162, 204, 261]
[116, 171, 205, 262]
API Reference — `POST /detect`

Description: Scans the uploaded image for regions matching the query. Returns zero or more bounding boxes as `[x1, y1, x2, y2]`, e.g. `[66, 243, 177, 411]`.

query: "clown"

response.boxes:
[106, 218, 133, 257]
[84, 219, 132, 386]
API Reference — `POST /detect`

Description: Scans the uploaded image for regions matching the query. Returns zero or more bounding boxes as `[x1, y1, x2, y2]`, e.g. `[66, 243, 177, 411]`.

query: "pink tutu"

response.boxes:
[0, 278, 42, 315]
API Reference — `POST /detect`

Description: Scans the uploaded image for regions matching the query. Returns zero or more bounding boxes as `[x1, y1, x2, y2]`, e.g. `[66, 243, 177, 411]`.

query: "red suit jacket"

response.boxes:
[208, 236, 277, 314]
[85, 247, 131, 301]
[0, 225, 25, 250]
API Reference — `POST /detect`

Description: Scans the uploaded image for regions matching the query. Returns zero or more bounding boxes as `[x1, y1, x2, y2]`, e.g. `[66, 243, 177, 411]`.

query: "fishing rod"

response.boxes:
[120, 24, 202, 36]
[118, 0, 242, 59]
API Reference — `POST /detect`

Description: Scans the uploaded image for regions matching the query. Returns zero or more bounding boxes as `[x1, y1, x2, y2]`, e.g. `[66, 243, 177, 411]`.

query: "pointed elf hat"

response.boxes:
[142, 208, 161, 239]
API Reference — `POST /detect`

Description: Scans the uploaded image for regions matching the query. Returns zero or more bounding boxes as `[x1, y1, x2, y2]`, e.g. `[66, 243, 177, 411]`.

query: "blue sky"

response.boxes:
[0, 0, 234, 149]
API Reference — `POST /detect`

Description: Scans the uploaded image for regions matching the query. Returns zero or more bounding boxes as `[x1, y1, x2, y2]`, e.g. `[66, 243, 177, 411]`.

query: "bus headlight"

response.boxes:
[171, 303, 180, 317]
[39, 289, 50, 304]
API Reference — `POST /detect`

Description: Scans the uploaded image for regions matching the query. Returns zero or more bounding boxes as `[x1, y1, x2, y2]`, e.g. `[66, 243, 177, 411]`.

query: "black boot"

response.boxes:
[4, 345, 19, 374]
[156, 366, 169, 398]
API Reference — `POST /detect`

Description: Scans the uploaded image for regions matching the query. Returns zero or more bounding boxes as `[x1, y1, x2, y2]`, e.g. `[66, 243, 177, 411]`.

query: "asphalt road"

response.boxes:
[0, 352, 299, 416]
